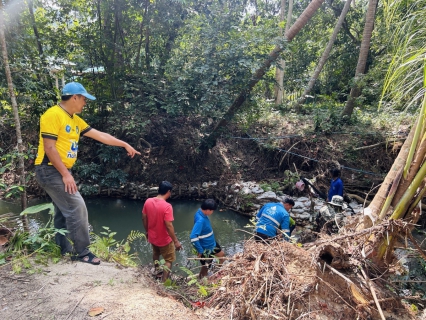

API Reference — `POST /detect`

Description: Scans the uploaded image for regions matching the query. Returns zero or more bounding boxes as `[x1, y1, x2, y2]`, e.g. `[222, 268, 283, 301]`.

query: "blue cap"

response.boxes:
[61, 82, 96, 100]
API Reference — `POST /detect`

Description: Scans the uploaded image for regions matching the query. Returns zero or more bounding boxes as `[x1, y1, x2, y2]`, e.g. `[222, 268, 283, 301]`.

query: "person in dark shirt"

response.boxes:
[327, 168, 343, 202]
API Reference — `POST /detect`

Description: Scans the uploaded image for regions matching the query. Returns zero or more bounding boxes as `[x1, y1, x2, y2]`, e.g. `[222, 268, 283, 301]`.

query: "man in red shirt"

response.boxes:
[142, 181, 182, 282]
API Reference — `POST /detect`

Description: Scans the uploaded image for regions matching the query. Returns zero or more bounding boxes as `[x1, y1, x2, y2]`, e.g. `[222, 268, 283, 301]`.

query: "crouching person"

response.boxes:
[190, 199, 225, 279]
[254, 198, 295, 243]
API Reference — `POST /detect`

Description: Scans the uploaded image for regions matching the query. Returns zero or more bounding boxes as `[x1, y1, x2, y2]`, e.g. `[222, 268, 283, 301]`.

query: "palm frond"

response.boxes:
[126, 230, 146, 244]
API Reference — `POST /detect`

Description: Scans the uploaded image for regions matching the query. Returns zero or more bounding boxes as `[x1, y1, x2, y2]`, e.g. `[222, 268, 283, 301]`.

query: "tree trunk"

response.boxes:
[0, 6, 29, 229]
[202, 0, 325, 149]
[358, 125, 415, 230]
[274, 0, 287, 105]
[341, 0, 378, 119]
[294, 0, 352, 111]
[27, 0, 43, 57]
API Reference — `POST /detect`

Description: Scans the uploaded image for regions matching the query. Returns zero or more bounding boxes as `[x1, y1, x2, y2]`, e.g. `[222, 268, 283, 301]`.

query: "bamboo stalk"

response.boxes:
[378, 168, 403, 220]
[405, 179, 426, 220]
[391, 150, 426, 220]
[404, 94, 426, 179]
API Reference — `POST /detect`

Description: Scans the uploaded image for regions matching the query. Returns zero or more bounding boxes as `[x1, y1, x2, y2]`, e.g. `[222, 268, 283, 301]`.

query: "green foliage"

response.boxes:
[0, 145, 36, 199]
[282, 170, 300, 189]
[1, 203, 63, 272]
[89, 227, 145, 267]
[260, 181, 281, 192]
[238, 193, 256, 211]
[180, 266, 210, 297]
[313, 104, 344, 133]
[74, 159, 128, 190]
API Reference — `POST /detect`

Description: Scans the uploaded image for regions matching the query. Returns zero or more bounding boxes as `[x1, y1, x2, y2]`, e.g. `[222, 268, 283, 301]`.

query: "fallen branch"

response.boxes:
[63, 294, 86, 320]
[360, 268, 385, 320]
[353, 138, 405, 151]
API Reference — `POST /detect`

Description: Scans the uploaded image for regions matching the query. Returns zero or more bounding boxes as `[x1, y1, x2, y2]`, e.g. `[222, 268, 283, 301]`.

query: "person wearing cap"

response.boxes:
[316, 195, 345, 234]
[254, 198, 295, 242]
[34, 82, 141, 265]
[327, 168, 343, 202]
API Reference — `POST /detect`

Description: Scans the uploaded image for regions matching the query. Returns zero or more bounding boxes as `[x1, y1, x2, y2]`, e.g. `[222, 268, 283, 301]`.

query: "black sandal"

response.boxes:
[71, 252, 101, 265]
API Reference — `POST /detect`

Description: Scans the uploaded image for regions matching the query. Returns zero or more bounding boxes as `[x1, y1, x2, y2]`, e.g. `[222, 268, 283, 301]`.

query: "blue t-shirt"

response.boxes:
[255, 202, 290, 239]
[328, 177, 343, 201]
[190, 209, 216, 254]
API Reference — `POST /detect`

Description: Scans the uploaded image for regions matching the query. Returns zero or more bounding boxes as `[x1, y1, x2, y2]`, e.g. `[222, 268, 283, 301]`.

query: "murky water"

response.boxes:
[0, 198, 251, 271]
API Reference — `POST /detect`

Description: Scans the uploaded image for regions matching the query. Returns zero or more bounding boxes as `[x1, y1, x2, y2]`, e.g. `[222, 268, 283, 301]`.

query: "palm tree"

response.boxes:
[341, 0, 379, 119]
[202, 0, 326, 149]
[358, 0, 426, 264]
[294, 0, 352, 111]
[274, 0, 293, 105]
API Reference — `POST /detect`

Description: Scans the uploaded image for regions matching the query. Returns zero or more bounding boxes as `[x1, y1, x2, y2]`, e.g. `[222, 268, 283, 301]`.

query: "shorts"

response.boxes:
[152, 241, 176, 263]
[254, 231, 275, 243]
[200, 242, 222, 266]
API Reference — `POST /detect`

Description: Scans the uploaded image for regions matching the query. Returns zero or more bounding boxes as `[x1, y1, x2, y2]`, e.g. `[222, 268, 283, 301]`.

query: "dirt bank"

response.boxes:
[0, 259, 202, 320]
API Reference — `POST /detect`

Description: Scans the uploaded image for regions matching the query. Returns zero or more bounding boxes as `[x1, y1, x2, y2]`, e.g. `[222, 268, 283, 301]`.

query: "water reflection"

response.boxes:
[1, 198, 251, 271]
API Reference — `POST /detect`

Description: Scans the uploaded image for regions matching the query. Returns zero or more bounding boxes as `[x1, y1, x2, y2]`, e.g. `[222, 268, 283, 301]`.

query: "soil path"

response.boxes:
[0, 259, 201, 320]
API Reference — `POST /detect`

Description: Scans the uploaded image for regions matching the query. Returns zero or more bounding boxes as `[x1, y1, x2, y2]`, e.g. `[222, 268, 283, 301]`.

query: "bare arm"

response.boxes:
[142, 213, 149, 240]
[164, 221, 182, 251]
[84, 129, 141, 158]
[43, 138, 78, 194]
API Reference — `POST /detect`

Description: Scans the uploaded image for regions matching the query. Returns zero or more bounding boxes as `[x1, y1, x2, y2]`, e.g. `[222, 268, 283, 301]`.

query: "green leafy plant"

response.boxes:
[180, 266, 209, 297]
[260, 181, 281, 192]
[0, 203, 64, 271]
[89, 228, 145, 266]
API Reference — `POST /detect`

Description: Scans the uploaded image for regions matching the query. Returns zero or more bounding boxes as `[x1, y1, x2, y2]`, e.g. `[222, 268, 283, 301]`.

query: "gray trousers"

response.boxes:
[35, 165, 90, 257]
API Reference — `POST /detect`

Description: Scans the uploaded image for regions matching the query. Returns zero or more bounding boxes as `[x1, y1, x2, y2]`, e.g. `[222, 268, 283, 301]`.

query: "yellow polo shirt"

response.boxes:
[35, 105, 91, 169]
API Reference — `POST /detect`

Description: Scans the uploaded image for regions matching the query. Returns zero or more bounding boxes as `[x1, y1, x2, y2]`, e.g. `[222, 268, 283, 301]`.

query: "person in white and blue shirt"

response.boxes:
[190, 199, 225, 279]
[255, 198, 295, 242]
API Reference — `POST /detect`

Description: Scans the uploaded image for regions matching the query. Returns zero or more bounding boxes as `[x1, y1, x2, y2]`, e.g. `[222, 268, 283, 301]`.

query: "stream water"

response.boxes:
[0, 198, 251, 271]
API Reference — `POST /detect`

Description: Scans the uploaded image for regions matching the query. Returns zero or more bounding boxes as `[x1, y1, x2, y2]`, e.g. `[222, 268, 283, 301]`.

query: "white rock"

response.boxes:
[349, 201, 359, 208]
[297, 197, 310, 202]
[251, 187, 264, 194]
[202, 182, 208, 188]
[257, 191, 277, 200]
[241, 187, 251, 194]
[298, 213, 312, 220]
[293, 201, 305, 209]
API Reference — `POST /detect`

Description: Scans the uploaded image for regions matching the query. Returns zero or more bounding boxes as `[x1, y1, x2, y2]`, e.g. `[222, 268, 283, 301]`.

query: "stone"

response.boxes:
[297, 197, 310, 202]
[293, 201, 305, 209]
[257, 191, 277, 200]
[251, 187, 264, 194]
[202, 182, 208, 188]
[241, 187, 251, 194]
[349, 201, 359, 209]
[298, 213, 312, 220]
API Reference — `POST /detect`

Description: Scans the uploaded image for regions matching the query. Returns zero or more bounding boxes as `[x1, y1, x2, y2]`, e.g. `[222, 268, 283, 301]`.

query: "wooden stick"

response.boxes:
[353, 138, 405, 151]
[13, 300, 45, 320]
[316, 276, 357, 312]
[287, 281, 293, 315]
[324, 264, 354, 284]
[63, 294, 86, 320]
[360, 268, 385, 320]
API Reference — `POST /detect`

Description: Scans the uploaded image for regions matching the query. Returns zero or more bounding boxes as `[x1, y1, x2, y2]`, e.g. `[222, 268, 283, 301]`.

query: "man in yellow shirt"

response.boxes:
[35, 82, 140, 265]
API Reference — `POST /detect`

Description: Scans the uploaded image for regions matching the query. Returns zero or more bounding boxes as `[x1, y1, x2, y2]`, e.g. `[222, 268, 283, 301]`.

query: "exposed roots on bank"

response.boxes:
[199, 221, 423, 320]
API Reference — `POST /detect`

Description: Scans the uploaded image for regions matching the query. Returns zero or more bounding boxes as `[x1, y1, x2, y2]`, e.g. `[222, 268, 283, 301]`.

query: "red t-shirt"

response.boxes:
[142, 197, 174, 247]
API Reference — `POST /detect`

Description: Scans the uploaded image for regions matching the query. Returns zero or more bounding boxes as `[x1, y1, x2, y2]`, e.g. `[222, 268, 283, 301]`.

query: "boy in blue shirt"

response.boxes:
[190, 199, 225, 279]
[255, 198, 295, 242]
